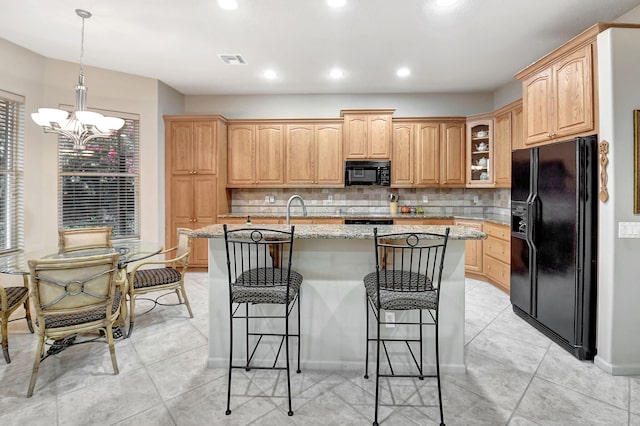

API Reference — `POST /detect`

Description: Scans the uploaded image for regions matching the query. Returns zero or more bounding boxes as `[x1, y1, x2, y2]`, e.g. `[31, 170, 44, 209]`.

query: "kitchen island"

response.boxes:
[191, 223, 485, 373]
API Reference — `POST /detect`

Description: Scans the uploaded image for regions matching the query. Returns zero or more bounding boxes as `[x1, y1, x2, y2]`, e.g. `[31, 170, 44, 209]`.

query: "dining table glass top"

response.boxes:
[0, 240, 163, 274]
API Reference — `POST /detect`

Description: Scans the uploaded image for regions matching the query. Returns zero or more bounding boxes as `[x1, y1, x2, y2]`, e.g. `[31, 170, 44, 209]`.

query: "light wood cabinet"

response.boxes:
[391, 120, 464, 188]
[483, 222, 511, 293]
[493, 112, 512, 188]
[440, 122, 466, 187]
[466, 119, 492, 187]
[165, 115, 228, 268]
[492, 100, 523, 186]
[342, 110, 394, 159]
[415, 122, 440, 186]
[454, 219, 483, 274]
[391, 123, 414, 186]
[518, 40, 595, 146]
[285, 122, 343, 186]
[227, 123, 284, 186]
[512, 103, 524, 151]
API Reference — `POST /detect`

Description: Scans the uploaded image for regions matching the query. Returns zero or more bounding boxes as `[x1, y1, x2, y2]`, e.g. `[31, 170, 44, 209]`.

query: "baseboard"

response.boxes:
[594, 355, 640, 375]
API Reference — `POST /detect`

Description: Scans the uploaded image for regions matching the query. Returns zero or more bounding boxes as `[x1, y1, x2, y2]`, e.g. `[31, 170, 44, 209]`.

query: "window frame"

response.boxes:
[0, 89, 25, 256]
[57, 107, 140, 240]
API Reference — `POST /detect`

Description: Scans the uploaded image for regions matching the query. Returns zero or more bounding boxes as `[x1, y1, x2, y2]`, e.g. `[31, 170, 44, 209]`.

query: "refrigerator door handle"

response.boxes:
[526, 195, 538, 246]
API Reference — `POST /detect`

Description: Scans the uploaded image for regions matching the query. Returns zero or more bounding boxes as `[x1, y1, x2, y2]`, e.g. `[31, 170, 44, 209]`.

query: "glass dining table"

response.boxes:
[0, 240, 163, 275]
[0, 240, 163, 348]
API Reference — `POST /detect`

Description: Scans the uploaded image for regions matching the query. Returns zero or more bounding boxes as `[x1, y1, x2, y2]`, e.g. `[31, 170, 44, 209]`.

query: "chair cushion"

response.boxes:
[231, 267, 303, 304]
[131, 267, 182, 289]
[363, 271, 438, 311]
[0, 286, 28, 312]
[40, 292, 122, 329]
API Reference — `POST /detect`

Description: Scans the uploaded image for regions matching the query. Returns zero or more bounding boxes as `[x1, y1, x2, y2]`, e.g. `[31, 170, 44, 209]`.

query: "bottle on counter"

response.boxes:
[246, 215, 252, 226]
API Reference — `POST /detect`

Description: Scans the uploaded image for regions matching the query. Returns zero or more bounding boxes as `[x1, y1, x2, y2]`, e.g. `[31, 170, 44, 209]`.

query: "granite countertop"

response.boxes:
[190, 223, 486, 240]
[217, 212, 510, 226]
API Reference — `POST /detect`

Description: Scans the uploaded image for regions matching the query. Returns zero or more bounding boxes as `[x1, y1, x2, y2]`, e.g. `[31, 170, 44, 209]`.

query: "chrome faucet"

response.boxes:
[286, 194, 307, 225]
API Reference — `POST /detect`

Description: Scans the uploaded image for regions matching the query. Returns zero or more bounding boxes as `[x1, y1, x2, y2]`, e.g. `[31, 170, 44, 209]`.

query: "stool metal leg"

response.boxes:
[364, 294, 370, 379]
[245, 302, 250, 371]
[373, 305, 381, 426]
[435, 312, 445, 426]
[419, 309, 424, 380]
[296, 292, 301, 374]
[225, 300, 234, 415]
[285, 301, 294, 416]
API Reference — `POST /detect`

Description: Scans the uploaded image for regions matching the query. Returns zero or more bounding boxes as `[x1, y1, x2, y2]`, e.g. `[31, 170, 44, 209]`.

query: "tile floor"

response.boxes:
[1, 274, 639, 425]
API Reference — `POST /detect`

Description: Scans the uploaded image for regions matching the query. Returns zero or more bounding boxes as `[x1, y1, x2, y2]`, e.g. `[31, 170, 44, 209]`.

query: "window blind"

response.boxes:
[0, 91, 24, 255]
[58, 114, 140, 239]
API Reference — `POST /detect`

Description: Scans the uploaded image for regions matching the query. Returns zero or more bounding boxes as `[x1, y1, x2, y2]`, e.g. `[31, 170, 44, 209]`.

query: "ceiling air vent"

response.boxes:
[218, 54, 248, 65]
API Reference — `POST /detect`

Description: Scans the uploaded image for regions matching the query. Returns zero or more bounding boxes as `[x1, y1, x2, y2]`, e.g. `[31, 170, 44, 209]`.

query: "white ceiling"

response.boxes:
[1, 0, 639, 96]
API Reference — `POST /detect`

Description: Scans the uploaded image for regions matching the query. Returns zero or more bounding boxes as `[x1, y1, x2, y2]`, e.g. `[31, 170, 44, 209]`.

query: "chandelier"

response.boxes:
[31, 9, 125, 150]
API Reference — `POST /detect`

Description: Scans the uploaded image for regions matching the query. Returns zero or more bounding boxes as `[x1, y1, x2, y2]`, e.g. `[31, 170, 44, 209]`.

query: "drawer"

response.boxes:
[484, 222, 509, 241]
[485, 236, 510, 263]
[484, 255, 510, 289]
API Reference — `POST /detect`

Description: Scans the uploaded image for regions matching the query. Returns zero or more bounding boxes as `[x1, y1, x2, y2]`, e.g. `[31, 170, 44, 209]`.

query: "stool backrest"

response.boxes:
[373, 227, 450, 303]
[223, 225, 296, 288]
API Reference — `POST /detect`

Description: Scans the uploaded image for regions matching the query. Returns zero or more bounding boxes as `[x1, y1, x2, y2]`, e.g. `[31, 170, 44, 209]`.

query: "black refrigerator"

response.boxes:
[510, 136, 598, 360]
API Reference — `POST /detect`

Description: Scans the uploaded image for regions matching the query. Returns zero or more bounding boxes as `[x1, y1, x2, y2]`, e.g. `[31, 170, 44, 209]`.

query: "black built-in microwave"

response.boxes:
[344, 160, 390, 186]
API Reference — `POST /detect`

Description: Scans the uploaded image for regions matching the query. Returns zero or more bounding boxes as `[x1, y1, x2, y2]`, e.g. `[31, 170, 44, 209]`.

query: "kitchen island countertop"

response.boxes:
[190, 223, 486, 240]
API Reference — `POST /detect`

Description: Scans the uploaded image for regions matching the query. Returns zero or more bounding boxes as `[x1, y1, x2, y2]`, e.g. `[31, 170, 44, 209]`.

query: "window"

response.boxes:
[0, 90, 24, 255]
[58, 111, 140, 239]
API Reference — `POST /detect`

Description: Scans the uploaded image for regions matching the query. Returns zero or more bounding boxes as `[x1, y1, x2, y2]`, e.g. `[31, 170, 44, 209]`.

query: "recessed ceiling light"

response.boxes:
[218, 0, 238, 10]
[396, 67, 411, 77]
[329, 68, 344, 79]
[436, 0, 458, 6]
[263, 69, 277, 80]
[328, 0, 347, 7]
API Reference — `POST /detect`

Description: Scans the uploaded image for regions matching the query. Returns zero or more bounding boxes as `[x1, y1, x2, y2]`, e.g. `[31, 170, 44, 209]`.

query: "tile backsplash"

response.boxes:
[231, 187, 510, 216]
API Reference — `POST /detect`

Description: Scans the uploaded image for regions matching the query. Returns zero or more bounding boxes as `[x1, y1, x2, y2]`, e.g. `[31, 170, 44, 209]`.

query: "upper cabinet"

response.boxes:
[391, 120, 465, 188]
[493, 100, 522, 188]
[342, 109, 394, 159]
[285, 122, 343, 186]
[440, 122, 466, 187]
[227, 123, 284, 187]
[164, 115, 228, 268]
[516, 25, 604, 147]
[466, 119, 493, 187]
[391, 122, 414, 186]
[169, 121, 218, 175]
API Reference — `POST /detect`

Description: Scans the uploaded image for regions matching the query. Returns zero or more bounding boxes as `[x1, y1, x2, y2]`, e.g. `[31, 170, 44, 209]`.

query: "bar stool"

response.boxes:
[222, 225, 303, 417]
[363, 227, 450, 426]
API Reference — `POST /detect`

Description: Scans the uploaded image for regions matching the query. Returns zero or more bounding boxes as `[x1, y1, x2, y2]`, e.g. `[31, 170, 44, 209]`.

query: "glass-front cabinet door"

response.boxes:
[467, 119, 493, 186]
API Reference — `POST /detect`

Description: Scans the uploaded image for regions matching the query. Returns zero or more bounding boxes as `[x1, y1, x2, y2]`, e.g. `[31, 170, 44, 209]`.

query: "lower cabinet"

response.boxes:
[482, 222, 511, 293]
[454, 219, 483, 274]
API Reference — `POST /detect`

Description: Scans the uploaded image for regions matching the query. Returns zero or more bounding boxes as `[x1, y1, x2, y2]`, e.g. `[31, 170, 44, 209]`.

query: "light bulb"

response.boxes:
[218, 0, 238, 10]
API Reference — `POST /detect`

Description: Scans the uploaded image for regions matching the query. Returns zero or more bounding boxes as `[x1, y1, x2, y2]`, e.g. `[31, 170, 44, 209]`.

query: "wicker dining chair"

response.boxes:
[363, 227, 450, 426]
[223, 224, 303, 417]
[58, 226, 113, 253]
[26, 252, 121, 397]
[1, 277, 34, 363]
[125, 228, 193, 338]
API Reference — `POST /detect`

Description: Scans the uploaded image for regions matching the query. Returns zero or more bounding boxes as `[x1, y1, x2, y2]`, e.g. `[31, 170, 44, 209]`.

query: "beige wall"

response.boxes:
[0, 39, 164, 251]
[185, 92, 495, 118]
